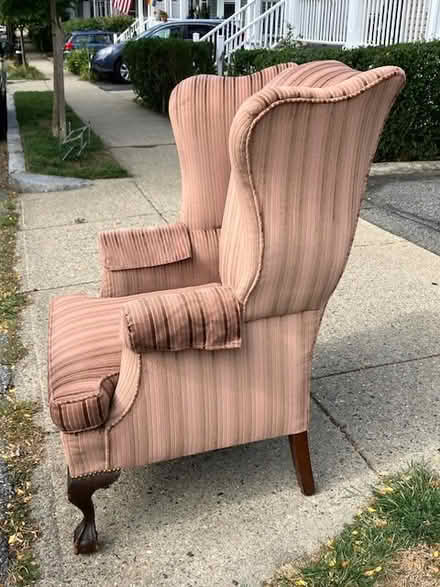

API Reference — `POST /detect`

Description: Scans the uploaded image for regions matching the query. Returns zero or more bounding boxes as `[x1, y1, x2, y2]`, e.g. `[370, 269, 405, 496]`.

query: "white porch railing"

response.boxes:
[359, 0, 431, 45]
[200, 0, 261, 53]
[200, 0, 287, 68]
[292, 0, 349, 44]
[116, 0, 440, 59]
[292, 0, 440, 47]
[227, 0, 287, 52]
[116, 17, 146, 42]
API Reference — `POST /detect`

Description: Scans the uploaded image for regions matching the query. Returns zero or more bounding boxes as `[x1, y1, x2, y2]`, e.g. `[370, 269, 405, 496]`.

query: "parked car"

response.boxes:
[92, 19, 221, 83]
[64, 30, 114, 57]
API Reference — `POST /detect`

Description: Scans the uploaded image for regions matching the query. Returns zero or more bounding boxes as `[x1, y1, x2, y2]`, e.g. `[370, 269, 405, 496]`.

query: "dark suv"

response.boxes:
[92, 19, 221, 83]
[64, 30, 114, 57]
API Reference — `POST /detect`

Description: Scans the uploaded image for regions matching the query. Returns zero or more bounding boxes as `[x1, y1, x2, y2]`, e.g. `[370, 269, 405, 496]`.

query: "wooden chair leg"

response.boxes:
[288, 432, 316, 496]
[67, 468, 120, 554]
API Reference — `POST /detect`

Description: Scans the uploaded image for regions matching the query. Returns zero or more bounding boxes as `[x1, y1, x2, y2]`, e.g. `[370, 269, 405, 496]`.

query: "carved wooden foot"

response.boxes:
[288, 432, 316, 496]
[67, 468, 120, 555]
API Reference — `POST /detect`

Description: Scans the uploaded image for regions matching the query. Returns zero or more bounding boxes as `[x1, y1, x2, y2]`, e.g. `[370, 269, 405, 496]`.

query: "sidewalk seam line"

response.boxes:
[19, 211, 164, 232]
[24, 280, 99, 294]
[312, 351, 440, 381]
[134, 181, 169, 223]
[311, 394, 378, 474]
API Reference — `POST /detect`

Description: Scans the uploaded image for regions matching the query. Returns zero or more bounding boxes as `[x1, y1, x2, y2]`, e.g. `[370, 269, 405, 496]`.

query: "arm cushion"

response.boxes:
[100, 222, 191, 270]
[121, 284, 242, 353]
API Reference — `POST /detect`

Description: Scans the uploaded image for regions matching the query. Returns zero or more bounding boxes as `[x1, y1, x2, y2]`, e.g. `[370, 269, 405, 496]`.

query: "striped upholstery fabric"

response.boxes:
[100, 66, 297, 299]
[268, 60, 360, 88]
[65, 311, 320, 476]
[220, 66, 406, 320]
[169, 64, 297, 229]
[50, 372, 118, 433]
[100, 228, 221, 298]
[48, 62, 406, 478]
[48, 294, 129, 432]
[100, 223, 191, 270]
[121, 284, 241, 353]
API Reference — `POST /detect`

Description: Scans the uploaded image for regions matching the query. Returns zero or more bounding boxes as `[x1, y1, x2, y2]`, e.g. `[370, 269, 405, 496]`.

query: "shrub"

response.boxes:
[228, 41, 440, 162]
[124, 38, 215, 113]
[65, 49, 94, 80]
[64, 15, 134, 35]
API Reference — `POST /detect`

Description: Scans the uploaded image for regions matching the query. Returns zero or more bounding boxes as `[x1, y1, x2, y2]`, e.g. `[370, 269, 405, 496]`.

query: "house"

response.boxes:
[75, 0, 440, 65]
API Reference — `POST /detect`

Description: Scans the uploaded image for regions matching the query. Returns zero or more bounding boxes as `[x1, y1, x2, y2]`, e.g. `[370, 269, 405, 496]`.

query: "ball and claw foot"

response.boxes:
[73, 516, 98, 555]
[67, 468, 120, 555]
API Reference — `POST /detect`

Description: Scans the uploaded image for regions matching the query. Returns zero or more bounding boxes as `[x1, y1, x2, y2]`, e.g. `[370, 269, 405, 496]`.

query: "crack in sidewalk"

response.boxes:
[134, 182, 170, 224]
[311, 393, 378, 474]
[313, 351, 440, 381]
[311, 351, 440, 475]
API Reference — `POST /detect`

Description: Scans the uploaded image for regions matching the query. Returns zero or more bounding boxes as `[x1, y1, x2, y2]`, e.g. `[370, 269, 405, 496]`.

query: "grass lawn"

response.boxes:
[7, 63, 47, 81]
[14, 91, 128, 180]
[267, 464, 440, 587]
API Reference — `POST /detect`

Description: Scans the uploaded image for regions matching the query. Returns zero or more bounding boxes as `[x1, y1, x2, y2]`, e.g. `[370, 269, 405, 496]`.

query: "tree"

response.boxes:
[50, 0, 66, 138]
[0, 0, 76, 138]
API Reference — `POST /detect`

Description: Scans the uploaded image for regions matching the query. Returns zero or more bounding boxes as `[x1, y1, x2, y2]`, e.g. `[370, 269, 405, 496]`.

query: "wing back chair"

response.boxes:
[48, 62, 405, 554]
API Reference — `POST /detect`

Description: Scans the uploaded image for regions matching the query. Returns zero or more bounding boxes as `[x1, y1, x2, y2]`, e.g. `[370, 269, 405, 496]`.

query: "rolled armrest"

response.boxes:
[99, 223, 221, 297]
[121, 284, 242, 353]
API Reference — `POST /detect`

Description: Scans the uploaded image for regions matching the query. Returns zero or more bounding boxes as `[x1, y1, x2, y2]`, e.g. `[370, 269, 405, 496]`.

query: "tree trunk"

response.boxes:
[50, 0, 66, 139]
[19, 26, 27, 68]
[7, 25, 15, 59]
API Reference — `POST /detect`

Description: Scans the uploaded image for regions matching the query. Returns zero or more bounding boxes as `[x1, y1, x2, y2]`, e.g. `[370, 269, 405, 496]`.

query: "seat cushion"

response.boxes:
[48, 294, 137, 433]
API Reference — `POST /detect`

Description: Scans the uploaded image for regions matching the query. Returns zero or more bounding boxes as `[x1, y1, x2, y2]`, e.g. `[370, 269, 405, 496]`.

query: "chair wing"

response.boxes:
[220, 66, 406, 321]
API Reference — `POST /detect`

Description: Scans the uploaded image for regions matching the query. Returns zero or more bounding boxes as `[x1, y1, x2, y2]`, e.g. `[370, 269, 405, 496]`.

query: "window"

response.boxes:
[184, 24, 213, 40]
[75, 34, 92, 47]
[224, 3, 235, 18]
[152, 25, 185, 39]
[94, 34, 112, 44]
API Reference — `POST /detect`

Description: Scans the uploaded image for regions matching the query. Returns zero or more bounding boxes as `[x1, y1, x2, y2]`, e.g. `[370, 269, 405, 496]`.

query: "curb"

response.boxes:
[370, 160, 440, 176]
[7, 93, 92, 193]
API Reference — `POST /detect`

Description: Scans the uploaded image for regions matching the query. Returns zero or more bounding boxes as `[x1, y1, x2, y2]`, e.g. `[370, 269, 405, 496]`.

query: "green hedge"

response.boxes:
[64, 16, 134, 35]
[124, 38, 215, 113]
[65, 49, 94, 81]
[229, 42, 440, 162]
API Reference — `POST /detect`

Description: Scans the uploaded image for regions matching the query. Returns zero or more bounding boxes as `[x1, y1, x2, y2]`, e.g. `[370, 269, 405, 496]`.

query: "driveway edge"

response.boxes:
[7, 93, 92, 193]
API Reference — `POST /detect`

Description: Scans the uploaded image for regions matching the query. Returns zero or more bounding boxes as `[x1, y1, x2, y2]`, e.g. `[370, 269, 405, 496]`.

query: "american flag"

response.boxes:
[112, 0, 132, 15]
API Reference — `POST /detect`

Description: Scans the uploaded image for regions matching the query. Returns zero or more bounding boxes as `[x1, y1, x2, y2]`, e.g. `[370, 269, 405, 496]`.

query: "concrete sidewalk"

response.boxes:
[12, 59, 440, 586]
[24, 57, 176, 178]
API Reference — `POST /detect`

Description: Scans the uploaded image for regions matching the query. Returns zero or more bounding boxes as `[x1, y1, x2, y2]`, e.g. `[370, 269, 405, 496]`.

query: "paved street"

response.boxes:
[363, 176, 440, 256]
[9, 56, 440, 586]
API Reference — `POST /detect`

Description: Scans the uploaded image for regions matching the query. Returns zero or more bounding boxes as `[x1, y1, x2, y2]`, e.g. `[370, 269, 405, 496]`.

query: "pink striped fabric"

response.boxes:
[100, 222, 191, 270]
[169, 64, 297, 229]
[220, 66, 406, 321]
[121, 284, 241, 353]
[50, 372, 118, 433]
[267, 60, 360, 88]
[48, 62, 406, 479]
[63, 311, 320, 477]
[100, 228, 221, 297]
[48, 294, 129, 433]
[105, 311, 321, 473]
